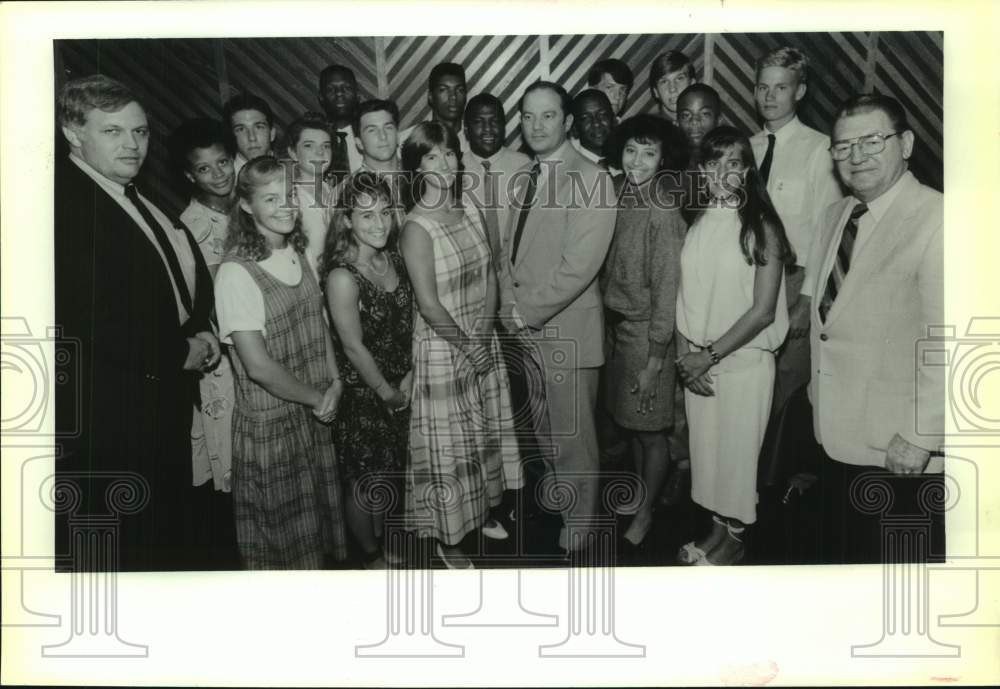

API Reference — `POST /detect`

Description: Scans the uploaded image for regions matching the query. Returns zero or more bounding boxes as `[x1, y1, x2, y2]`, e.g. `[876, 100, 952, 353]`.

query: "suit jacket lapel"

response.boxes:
[823, 174, 922, 326]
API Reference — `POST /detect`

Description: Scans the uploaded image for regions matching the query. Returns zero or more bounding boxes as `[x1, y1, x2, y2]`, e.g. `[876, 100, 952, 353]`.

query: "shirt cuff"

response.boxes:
[510, 304, 528, 331]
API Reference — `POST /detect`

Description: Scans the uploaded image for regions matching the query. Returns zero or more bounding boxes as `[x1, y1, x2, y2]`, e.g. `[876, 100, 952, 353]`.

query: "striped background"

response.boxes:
[56, 32, 942, 215]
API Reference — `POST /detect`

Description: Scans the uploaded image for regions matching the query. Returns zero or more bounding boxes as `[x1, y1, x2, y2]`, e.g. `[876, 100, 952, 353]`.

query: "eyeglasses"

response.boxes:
[829, 132, 900, 161]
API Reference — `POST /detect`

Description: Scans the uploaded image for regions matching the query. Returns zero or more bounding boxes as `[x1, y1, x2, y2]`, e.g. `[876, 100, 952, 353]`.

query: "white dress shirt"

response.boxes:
[750, 116, 842, 268]
[336, 123, 365, 173]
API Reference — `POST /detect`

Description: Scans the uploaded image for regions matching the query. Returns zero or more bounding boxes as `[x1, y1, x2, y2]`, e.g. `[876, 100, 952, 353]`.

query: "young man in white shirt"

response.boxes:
[570, 89, 618, 174]
[318, 64, 364, 182]
[750, 46, 843, 489]
[461, 93, 530, 263]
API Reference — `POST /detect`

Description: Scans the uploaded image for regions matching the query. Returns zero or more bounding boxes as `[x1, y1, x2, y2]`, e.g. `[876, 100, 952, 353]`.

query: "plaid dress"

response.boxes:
[405, 207, 523, 545]
[225, 254, 348, 569]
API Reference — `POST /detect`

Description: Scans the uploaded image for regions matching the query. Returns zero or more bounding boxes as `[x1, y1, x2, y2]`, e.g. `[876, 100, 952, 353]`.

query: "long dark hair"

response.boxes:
[399, 121, 463, 211]
[318, 172, 395, 285]
[225, 156, 307, 261]
[687, 126, 795, 267]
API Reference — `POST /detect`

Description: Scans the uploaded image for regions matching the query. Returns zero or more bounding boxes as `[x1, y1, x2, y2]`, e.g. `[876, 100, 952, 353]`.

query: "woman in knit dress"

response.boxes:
[215, 156, 348, 569]
[600, 114, 688, 547]
[399, 122, 523, 570]
[322, 172, 414, 569]
[675, 126, 794, 566]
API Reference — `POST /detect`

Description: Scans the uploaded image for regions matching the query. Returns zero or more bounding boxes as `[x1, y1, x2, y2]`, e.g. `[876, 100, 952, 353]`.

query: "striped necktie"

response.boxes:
[819, 202, 868, 323]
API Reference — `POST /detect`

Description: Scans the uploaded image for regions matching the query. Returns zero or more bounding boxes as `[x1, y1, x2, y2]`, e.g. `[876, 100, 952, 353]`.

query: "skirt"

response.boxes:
[603, 316, 676, 432]
[685, 347, 775, 525]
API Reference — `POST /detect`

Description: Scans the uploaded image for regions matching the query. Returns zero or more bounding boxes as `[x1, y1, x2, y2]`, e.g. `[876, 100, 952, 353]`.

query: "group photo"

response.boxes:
[52, 30, 946, 573]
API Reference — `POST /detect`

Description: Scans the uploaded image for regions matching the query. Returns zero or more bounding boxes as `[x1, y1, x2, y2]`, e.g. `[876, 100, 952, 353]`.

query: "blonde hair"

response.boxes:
[225, 156, 307, 262]
[756, 46, 809, 85]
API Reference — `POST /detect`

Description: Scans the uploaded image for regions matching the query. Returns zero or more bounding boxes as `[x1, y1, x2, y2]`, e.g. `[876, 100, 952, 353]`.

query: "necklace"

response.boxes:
[357, 254, 388, 277]
[199, 198, 233, 215]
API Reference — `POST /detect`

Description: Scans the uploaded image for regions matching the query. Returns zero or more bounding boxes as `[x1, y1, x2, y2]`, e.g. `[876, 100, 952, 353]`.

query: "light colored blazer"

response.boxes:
[498, 140, 617, 368]
[805, 171, 944, 470]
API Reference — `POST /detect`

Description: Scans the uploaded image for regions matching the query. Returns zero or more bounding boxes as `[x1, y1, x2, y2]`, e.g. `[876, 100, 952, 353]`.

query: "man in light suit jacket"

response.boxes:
[801, 94, 944, 564]
[56, 75, 220, 571]
[498, 81, 617, 552]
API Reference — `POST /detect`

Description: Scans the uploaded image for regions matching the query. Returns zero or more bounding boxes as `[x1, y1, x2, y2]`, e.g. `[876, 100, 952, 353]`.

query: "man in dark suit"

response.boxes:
[55, 74, 219, 571]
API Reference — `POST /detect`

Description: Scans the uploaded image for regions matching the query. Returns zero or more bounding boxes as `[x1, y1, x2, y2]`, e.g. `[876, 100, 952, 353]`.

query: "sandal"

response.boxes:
[678, 541, 708, 565]
[694, 516, 745, 566]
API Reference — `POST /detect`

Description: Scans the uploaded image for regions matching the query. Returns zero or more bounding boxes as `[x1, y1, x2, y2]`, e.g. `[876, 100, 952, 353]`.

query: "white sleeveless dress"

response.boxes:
[676, 207, 788, 524]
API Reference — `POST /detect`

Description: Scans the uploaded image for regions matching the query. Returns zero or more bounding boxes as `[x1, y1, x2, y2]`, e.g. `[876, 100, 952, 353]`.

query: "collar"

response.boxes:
[762, 115, 805, 144]
[571, 138, 602, 164]
[69, 152, 128, 195]
[861, 170, 913, 224]
[466, 148, 506, 169]
[536, 138, 574, 166]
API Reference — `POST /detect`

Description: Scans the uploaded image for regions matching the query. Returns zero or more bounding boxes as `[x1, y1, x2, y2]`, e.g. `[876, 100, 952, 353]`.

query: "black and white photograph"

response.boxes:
[2, 1, 998, 686]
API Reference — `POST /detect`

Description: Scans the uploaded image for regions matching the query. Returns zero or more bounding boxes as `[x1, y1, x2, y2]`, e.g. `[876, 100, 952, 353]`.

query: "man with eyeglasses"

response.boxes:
[800, 94, 944, 565]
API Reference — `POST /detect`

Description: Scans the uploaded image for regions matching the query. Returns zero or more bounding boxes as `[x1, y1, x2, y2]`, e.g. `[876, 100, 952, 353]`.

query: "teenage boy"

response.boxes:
[750, 46, 843, 489]
[676, 83, 721, 165]
[318, 64, 364, 181]
[570, 89, 617, 172]
[399, 62, 468, 150]
[587, 58, 634, 119]
[222, 93, 276, 176]
[462, 93, 530, 264]
[333, 99, 405, 226]
[649, 51, 696, 124]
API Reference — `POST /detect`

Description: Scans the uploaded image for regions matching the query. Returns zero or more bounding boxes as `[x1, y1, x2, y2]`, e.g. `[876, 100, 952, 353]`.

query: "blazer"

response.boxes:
[54, 159, 213, 569]
[804, 171, 944, 470]
[498, 141, 617, 368]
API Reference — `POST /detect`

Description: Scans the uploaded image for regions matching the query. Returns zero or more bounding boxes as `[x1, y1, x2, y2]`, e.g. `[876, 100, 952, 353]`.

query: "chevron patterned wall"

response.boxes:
[56, 32, 942, 215]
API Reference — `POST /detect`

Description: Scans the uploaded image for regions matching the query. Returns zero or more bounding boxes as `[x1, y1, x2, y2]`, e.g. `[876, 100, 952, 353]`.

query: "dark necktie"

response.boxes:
[124, 183, 193, 315]
[481, 160, 502, 262]
[818, 202, 868, 323]
[510, 162, 540, 265]
[330, 132, 351, 175]
[758, 133, 775, 186]
[597, 157, 609, 171]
